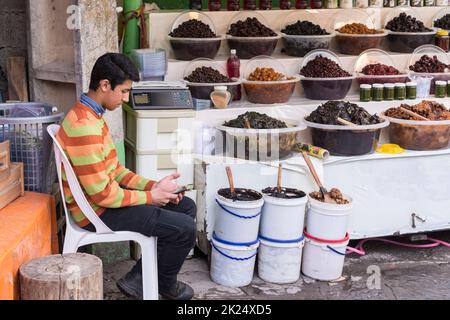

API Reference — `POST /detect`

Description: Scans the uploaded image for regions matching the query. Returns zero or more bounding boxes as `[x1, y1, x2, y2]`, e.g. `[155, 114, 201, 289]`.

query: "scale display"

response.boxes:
[131, 88, 193, 110]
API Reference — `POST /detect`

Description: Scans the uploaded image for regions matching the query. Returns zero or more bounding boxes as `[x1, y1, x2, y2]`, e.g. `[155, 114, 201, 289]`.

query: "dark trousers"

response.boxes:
[82, 197, 197, 290]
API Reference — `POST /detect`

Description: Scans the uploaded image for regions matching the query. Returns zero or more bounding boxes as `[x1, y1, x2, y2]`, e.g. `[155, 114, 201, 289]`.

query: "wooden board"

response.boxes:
[7, 57, 29, 102]
[19, 253, 103, 300]
[0, 163, 24, 210]
[0, 140, 10, 176]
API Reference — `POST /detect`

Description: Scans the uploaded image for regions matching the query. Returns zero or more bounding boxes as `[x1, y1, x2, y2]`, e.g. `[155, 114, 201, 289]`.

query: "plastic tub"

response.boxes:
[210, 236, 259, 287]
[280, 10, 334, 57]
[226, 12, 280, 59]
[216, 119, 306, 161]
[183, 58, 242, 101]
[355, 48, 408, 85]
[304, 118, 390, 156]
[168, 11, 223, 60]
[408, 45, 450, 94]
[306, 195, 353, 241]
[302, 232, 349, 281]
[260, 191, 307, 241]
[335, 31, 388, 56]
[214, 192, 264, 244]
[257, 236, 305, 284]
[383, 115, 450, 150]
[433, 8, 450, 31]
[242, 56, 300, 104]
[300, 49, 354, 100]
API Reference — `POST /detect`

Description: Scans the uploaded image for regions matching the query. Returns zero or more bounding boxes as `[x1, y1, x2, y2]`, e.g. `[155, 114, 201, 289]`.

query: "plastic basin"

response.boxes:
[185, 78, 241, 101]
[300, 76, 354, 100]
[226, 35, 280, 59]
[281, 33, 334, 57]
[169, 36, 222, 61]
[383, 115, 450, 151]
[335, 31, 388, 56]
[387, 31, 436, 53]
[357, 73, 409, 85]
[304, 118, 390, 156]
[242, 77, 300, 104]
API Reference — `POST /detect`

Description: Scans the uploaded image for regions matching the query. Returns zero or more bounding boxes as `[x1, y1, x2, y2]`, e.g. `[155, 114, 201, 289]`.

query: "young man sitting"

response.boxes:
[56, 53, 196, 300]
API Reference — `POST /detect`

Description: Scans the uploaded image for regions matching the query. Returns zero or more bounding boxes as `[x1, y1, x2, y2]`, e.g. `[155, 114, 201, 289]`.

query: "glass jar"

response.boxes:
[383, 0, 396, 6]
[340, 0, 354, 7]
[424, 0, 436, 5]
[227, 49, 241, 101]
[395, 83, 406, 100]
[435, 30, 450, 52]
[373, 84, 384, 101]
[259, 0, 273, 9]
[369, 0, 382, 6]
[356, 0, 369, 7]
[384, 83, 395, 100]
[436, 0, 449, 5]
[310, 0, 323, 8]
[325, 0, 339, 7]
[410, 0, 423, 6]
[296, 0, 309, 8]
[189, 0, 203, 10]
[227, 0, 241, 10]
[435, 81, 447, 98]
[360, 84, 372, 102]
[208, 0, 221, 11]
[406, 82, 417, 99]
[210, 86, 232, 109]
[396, 0, 410, 5]
[244, 0, 257, 9]
[280, 0, 292, 8]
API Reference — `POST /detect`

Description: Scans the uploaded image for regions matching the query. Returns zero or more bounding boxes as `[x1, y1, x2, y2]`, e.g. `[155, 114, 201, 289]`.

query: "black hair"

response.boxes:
[89, 53, 140, 91]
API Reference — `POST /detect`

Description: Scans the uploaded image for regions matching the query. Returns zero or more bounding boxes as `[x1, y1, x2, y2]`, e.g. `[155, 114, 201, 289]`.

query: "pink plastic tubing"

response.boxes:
[346, 237, 450, 256]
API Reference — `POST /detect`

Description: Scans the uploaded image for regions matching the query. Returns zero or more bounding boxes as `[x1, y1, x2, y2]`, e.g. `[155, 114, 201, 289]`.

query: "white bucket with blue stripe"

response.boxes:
[214, 193, 264, 244]
[301, 231, 349, 281]
[257, 234, 305, 284]
[210, 234, 259, 287]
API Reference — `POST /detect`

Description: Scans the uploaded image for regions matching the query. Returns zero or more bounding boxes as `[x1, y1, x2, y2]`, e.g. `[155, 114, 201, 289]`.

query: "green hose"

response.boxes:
[123, 0, 142, 55]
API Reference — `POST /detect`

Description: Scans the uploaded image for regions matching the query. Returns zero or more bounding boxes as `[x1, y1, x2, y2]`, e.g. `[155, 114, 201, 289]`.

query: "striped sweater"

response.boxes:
[56, 102, 156, 227]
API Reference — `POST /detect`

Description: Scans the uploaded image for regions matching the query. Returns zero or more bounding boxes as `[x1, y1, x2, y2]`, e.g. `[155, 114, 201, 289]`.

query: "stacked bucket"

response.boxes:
[302, 195, 353, 281]
[210, 190, 264, 287]
[257, 192, 308, 284]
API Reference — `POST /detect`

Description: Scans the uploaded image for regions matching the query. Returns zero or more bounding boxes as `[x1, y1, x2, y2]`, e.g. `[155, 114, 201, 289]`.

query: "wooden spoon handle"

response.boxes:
[337, 117, 357, 126]
[244, 116, 252, 129]
[399, 107, 430, 121]
[277, 163, 282, 193]
[225, 166, 235, 194]
[301, 151, 324, 190]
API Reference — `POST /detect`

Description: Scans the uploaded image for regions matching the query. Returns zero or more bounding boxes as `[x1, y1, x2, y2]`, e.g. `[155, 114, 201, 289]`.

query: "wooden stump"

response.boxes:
[19, 253, 103, 300]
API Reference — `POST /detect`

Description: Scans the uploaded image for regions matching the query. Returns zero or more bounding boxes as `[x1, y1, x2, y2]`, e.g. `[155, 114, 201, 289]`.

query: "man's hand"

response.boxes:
[151, 173, 183, 206]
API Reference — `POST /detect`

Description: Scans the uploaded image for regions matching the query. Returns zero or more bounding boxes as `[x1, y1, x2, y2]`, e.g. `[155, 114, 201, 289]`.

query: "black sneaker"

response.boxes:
[159, 281, 194, 300]
[116, 269, 143, 300]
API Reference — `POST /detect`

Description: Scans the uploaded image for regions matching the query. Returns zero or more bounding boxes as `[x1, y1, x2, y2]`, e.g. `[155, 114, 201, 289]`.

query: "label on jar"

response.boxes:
[410, 0, 423, 5]
[357, 0, 369, 7]
[369, 0, 383, 6]
[340, 0, 354, 7]
[396, 0, 410, 5]
[325, 0, 339, 7]
[424, 0, 435, 5]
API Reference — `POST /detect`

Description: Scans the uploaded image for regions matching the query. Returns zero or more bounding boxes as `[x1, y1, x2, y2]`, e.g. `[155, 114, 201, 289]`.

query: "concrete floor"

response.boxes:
[103, 231, 450, 300]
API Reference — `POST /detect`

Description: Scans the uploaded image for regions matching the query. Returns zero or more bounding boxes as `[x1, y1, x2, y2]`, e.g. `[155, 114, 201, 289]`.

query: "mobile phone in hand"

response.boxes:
[174, 184, 194, 194]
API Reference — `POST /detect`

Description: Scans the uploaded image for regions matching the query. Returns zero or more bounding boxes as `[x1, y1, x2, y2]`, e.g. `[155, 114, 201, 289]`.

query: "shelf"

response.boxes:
[34, 61, 77, 84]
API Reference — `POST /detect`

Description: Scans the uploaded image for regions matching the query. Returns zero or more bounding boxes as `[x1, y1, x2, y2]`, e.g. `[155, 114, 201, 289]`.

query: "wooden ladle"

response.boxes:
[336, 117, 358, 127]
[277, 163, 282, 193]
[225, 166, 235, 195]
[301, 151, 335, 203]
[399, 107, 430, 121]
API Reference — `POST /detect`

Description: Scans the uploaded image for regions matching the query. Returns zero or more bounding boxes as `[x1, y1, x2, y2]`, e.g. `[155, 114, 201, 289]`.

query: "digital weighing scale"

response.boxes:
[129, 81, 193, 110]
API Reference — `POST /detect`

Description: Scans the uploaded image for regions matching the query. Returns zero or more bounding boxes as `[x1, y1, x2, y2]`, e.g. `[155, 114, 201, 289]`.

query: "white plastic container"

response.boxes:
[301, 232, 349, 281]
[258, 236, 305, 284]
[210, 237, 259, 287]
[305, 195, 353, 241]
[214, 191, 264, 244]
[260, 192, 307, 241]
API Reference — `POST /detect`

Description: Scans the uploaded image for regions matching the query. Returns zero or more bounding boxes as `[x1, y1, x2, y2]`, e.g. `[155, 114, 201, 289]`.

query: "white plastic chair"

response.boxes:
[47, 124, 158, 300]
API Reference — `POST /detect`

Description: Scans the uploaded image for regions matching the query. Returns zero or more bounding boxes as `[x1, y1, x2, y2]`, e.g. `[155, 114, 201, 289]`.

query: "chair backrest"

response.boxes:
[47, 124, 112, 234]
